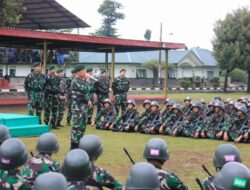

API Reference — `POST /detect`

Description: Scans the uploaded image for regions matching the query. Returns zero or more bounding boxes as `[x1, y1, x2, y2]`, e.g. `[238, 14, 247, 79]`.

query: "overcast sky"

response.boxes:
[56, 0, 249, 50]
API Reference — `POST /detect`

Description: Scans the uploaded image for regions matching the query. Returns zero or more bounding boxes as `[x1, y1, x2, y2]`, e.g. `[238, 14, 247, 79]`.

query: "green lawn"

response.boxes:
[1, 92, 250, 189]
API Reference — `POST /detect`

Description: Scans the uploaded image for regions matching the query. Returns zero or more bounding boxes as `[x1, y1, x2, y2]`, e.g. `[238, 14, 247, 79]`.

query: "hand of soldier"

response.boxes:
[216, 131, 223, 138]
[87, 100, 92, 108]
[134, 125, 138, 131]
[234, 136, 242, 143]
[125, 126, 129, 131]
[201, 131, 206, 138]
[173, 128, 178, 136]
[59, 96, 66, 100]
[94, 94, 97, 103]
[159, 125, 163, 133]
[149, 126, 154, 132]
[223, 133, 229, 141]
[109, 124, 114, 130]
[91, 121, 95, 127]
[105, 123, 109, 128]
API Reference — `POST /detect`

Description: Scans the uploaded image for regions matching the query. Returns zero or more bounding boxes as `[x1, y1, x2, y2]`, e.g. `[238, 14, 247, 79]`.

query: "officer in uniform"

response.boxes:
[24, 62, 45, 124]
[201, 143, 241, 189]
[21, 133, 60, 185]
[0, 138, 31, 189]
[56, 67, 67, 128]
[61, 149, 92, 190]
[70, 64, 91, 150]
[86, 68, 95, 124]
[92, 98, 116, 130]
[211, 162, 250, 190]
[112, 68, 130, 115]
[96, 70, 110, 114]
[34, 172, 68, 190]
[111, 99, 140, 132]
[143, 138, 188, 190]
[125, 162, 160, 190]
[79, 135, 123, 190]
[44, 64, 60, 129]
[66, 68, 76, 125]
[0, 125, 10, 146]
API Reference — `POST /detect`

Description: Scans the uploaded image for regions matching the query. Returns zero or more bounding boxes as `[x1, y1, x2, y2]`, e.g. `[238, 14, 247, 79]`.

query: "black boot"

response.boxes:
[67, 118, 71, 126]
[70, 143, 79, 150]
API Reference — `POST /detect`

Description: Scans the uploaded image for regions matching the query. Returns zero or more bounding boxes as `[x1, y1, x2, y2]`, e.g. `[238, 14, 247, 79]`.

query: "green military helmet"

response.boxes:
[214, 96, 222, 101]
[241, 99, 248, 107]
[191, 101, 202, 109]
[229, 100, 235, 105]
[143, 100, 151, 107]
[0, 138, 28, 169]
[208, 99, 216, 107]
[79, 135, 103, 160]
[34, 172, 68, 190]
[0, 125, 10, 144]
[150, 101, 159, 108]
[103, 98, 112, 105]
[237, 106, 248, 115]
[200, 99, 206, 105]
[36, 132, 59, 154]
[127, 99, 136, 107]
[61, 149, 92, 181]
[214, 101, 225, 111]
[164, 98, 172, 104]
[184, 96, 192, 102]
[125, 162, 160, 190]
[166, 100, 175, 107]
[171, 104, 182, 113]
[143, 138, 169, 162]
[213, 144, 241, 169]
[224, 98, 231, 104]
[213, 162, 250, 190]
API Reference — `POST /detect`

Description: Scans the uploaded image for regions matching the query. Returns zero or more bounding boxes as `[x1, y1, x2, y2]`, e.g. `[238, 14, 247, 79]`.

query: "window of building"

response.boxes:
[207, 71, 214, 78]
[0, 69, 3, 77]
[136, 69, 147, 78]
[9, 69, 16, 77]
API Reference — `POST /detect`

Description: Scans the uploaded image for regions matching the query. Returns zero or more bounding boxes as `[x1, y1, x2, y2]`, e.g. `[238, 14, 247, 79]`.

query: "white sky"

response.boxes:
[56, 0, 249, 50]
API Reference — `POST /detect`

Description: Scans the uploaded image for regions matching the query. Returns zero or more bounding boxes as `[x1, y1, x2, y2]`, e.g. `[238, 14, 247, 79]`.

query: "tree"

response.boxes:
[212, 7, 250, 92]
[93, 0, 124, 38]
[144, 29, 151, 41]
[0, 0, 25, 27]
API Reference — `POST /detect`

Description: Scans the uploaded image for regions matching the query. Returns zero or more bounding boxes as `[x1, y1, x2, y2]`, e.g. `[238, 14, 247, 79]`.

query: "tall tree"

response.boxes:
[212, 7, 250, 92]
[144, 29, 151, 41]
[93, 0, 124, 38]
[0, 0, 25, 27]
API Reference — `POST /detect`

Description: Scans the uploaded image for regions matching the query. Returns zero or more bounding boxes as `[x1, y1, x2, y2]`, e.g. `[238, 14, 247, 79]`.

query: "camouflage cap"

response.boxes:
[74, 64, 85, 73]
[48, 64, 55, 70]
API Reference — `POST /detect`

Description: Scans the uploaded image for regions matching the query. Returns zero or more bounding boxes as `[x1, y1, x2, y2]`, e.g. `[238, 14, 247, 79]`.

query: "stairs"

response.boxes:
[0, 113, 49, 137]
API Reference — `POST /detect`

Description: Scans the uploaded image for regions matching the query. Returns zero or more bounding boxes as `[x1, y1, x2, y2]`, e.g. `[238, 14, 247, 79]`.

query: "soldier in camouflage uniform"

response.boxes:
[139, 101, 162, 134]
[61, 149, 92, 190]
[96, 70, 110, 114]
[0, 125, 10, 146]
[112, 68, 130, 115]
[70, 65, 91, 150]
[203, 99, 216, 117]
[44, 64, 60, 129]
[144, 138, 188, 190]
[134, 100, 151, 132]
[66, 69, 76, 125]
[181, 97, 192, 114]
[159, 104, 182, 135]
[93, 98, 116, 130]
[86, 68, 95, 124]
[21, 133, 60, 185]
[159, 100, 175, 126]
[201, 101, 230, 140]
[173, 101, 204, 138]
[0, 138, 31, 190]
[24, 62, 45, 124]
[201, 144, 241, 190]
[79, 135, 123, 190]
[56, 68, 67, 127]
[111, 99, 140, 132]
[224, 105, 249, 143]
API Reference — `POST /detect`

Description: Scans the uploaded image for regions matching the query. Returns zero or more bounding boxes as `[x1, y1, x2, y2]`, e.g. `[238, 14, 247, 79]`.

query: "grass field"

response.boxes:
[1, 92, 250, 189]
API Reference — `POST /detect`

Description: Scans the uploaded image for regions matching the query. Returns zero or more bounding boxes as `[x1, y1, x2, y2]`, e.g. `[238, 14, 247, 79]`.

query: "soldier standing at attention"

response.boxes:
[112, 68, 130, 115]
[79, 135, 123, 190]
[96, 70, 110, 114]
[24, 62, 45, 124]
[56, 67, 67, 128]
[66, 69, 76, 126]
[44, 65, 60, 129]
[70, 65, 91, 150]
[143, 138, 188, 190]
[86, 68, 95, 124]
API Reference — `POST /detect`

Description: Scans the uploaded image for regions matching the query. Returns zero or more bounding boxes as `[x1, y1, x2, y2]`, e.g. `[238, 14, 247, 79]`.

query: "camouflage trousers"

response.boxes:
[228, 131, 240, 141]
[27, 92, 43, 124]
[43, 95, 58, 126]
[67, 98, 73, 123]
[57, 99, 65, 125]
[96, 94, 109, 114]
[71, 103, 87, 144]
[114, 94, 127, 115]
[87, 97, 94, 124]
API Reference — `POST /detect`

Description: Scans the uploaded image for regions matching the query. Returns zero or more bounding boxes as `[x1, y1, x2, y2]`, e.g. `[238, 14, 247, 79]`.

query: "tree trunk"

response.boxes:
[247, 70, 250, 93]
[223, 69, 229, 92]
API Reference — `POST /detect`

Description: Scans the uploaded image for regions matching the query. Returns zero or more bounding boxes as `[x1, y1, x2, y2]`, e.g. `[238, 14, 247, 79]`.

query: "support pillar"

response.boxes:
[164, 49, 168, 97]
[42, 40, 47, 74]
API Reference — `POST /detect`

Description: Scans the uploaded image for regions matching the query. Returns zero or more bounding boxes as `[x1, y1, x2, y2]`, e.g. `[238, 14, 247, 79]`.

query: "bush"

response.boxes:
[229, 68, 247, 83]
[180, 80, 191, 89]
[194, 77, 201, 87]
[210, 77, 220, 88]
